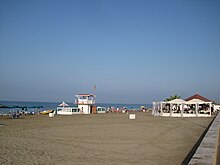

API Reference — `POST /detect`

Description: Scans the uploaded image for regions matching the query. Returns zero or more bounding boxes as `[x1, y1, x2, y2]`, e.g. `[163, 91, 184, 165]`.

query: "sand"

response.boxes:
[0, 112, 213, 165]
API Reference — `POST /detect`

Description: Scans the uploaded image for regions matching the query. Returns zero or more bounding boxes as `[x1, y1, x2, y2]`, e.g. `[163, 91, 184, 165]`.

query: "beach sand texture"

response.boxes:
[0, 112, 213, 165]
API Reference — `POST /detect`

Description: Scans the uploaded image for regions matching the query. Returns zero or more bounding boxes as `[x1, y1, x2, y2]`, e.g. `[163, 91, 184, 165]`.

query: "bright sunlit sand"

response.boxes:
[0, 112, 213, 165]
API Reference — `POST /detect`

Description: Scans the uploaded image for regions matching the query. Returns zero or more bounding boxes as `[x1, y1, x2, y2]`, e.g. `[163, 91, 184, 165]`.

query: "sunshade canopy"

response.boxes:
[59, 101, 69, 107]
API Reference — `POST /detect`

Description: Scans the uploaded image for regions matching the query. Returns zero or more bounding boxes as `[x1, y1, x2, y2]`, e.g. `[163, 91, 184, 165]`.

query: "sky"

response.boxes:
[0, 0, 220, 104]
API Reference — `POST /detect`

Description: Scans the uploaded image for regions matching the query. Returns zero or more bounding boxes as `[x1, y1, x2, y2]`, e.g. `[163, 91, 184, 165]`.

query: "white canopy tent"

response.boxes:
[185, 99, 212, 116]
[152, 94, 213, 117]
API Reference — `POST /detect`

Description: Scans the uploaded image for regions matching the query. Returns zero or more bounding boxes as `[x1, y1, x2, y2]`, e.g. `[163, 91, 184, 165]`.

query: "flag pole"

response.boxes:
[93, 84, 96, 95]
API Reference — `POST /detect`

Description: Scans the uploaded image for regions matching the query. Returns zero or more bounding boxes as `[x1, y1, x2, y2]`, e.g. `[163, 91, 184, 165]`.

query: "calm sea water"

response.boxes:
[0, 100, 152, 114]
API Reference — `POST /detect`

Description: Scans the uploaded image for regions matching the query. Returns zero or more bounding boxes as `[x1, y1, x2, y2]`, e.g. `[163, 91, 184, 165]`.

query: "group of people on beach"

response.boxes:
[107, 106, 148, 113]
[10, 110, 36, 118]
[11, 111, 25, 119]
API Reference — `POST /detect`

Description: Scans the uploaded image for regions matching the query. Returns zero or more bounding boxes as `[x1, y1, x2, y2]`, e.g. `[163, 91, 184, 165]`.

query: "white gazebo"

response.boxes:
[152, 94, 213, 117]
[168, 99, 186, 117]
[184, 98, 212, 117]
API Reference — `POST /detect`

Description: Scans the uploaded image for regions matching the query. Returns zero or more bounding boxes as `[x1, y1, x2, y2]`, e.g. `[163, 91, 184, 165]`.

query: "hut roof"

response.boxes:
[185, 94, 212, 102]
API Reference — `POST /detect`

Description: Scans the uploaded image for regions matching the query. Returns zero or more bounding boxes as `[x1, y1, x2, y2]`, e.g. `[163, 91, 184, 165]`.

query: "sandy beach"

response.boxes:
[0, 112, 213, 165]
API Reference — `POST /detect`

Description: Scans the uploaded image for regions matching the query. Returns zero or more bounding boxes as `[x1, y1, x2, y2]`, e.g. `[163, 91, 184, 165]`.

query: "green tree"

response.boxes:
[164, 94, 181, 101]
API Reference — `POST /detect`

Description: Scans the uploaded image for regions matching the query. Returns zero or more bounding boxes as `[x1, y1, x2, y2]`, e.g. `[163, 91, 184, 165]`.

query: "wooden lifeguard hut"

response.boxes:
[75, 94, 96, 114]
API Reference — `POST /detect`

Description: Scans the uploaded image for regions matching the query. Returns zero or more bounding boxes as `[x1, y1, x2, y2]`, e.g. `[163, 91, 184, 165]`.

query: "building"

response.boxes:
[75, 94, 96, 114]
[152, 94, 214, 117]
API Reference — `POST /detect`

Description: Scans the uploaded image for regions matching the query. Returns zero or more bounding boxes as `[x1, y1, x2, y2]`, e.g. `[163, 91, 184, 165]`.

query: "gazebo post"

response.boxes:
[170, 103, 173, 117]
[157, 103, 160, 116]
[152, 102, 155, 116]
[195, 103, 198, 117]
[160, 102, 163, 116]
[181, 103, 184, 117]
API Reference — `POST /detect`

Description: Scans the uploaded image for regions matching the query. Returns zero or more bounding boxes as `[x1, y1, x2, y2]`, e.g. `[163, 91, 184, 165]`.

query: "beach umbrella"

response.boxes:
[59, 101, 69, 107]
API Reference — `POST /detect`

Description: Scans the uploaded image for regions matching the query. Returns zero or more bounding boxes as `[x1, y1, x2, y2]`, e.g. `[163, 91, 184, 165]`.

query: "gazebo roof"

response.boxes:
[186, 98, 209, 104]
[185, 94, 212, 102]
[75, 94, 96, 97]
[168, 99, 186, 104]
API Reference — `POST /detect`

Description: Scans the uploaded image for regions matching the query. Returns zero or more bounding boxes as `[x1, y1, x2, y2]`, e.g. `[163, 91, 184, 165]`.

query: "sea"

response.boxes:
[0, 100, 152, 115]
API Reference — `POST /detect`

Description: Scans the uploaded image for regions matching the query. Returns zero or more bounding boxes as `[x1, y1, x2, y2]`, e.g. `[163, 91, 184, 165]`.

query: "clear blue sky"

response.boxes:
[0, 0, 220, 104]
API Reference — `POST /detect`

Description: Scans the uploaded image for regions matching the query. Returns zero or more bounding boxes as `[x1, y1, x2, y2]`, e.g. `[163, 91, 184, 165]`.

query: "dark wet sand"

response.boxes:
[0, 112, 213, 165]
